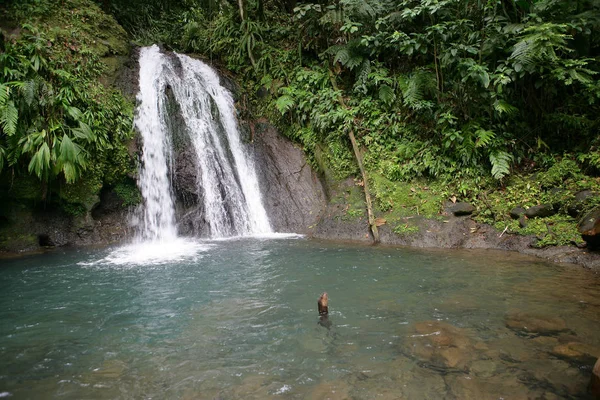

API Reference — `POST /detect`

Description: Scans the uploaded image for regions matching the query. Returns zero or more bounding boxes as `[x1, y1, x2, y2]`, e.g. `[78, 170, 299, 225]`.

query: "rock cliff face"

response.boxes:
[252, 121, 327, 234]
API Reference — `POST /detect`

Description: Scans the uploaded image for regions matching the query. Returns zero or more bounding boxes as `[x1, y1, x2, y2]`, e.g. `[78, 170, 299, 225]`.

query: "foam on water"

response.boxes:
[82, 238, 212, 267]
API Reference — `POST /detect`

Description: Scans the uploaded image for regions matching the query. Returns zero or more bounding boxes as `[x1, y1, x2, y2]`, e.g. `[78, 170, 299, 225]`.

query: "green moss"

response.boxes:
[0, 233, 38, 250]
[393, 222, 420, 236]
[0, 174, 43, 201]
[114, 180, 141, 207]
[494, 215, 584, 247]
[538, 158, 582, 189]
[370, 173, 443, 220]
[58, 175, 102, 211]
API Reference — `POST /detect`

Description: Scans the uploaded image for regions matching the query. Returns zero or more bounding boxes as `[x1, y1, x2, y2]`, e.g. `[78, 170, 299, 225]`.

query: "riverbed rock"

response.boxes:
[308, 380, 351, 400]
[510, 206, 526, 219]
[525, 204, 556, 218]
[578, 208, 600, 250]
[592, 358, 600, 398]
[447, 202, 476, 216]
[551, 341, 600, 363]
[253, 122, 327, 233]
[402, 320, 479, 371]
[505, 312, 567, 335]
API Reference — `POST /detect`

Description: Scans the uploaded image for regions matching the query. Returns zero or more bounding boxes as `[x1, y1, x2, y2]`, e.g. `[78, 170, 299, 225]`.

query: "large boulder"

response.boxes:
[253, 122, 327, 234]
[578, 208, 600, 250]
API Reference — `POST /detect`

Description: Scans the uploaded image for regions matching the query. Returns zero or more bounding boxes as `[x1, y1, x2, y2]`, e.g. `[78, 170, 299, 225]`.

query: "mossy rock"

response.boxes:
[578, 208, 600, 249]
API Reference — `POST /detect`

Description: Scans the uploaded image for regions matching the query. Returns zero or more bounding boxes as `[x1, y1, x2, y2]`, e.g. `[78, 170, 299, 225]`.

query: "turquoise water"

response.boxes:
[0, 238, 599, 399]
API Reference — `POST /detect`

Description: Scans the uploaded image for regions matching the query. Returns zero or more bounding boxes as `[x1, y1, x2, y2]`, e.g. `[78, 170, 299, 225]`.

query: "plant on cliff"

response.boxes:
[0, 0, 134, 204]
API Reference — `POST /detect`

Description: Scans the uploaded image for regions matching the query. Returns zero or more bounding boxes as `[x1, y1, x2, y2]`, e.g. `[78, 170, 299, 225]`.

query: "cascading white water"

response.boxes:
[134, 45, 272, 239]
[135, 46, 177, 241]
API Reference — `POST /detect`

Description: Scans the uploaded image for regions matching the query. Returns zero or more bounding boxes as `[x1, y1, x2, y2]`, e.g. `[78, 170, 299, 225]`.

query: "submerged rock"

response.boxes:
[309, 380, 351, 400]
[551, 341, 600, 363]
[402, 320, 479, 371]
[505, 312, 567, 335]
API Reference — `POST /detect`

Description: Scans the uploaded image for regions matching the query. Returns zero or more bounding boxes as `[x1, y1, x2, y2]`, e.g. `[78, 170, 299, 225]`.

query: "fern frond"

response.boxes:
[475, 129, 496, 148]
[509, 23, 571, 69]
[275, 95, 295, 114]
[489, 150, 513, 179]
[20, 80, 36, 106]
[342, 0, 383, 19]
[0, 84, 10, 105]
[378, 84, 396, 105]
[333, 47, 350, 65]
[493, 100, 518, 117]
[0, 100, 18, 136]
[355, 59, 370, 85]
[398, 70, 436, 110]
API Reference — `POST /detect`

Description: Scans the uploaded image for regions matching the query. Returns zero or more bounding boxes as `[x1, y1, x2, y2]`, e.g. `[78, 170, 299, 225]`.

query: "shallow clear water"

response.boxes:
[1, 239, 599, 399]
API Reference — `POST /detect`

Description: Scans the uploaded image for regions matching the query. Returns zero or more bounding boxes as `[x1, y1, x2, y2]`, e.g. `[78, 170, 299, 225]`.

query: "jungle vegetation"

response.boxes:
[1, 0, 599, 244]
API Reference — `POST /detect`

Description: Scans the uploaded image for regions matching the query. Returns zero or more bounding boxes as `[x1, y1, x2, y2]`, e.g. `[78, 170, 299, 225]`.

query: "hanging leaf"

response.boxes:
[28, 142, 51, 179]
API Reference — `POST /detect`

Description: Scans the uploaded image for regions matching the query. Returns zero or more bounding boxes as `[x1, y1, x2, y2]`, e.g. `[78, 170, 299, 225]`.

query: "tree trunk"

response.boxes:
[328, 71, 380, 243]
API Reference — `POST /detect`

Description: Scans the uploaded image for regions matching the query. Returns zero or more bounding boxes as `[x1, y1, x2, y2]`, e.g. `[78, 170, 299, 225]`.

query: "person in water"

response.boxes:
[318, 292, 328, 315]
[317, 292, 331, 329]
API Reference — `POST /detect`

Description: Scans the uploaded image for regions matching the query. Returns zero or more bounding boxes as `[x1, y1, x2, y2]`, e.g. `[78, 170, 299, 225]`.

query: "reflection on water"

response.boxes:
[0, 239, 599, 399]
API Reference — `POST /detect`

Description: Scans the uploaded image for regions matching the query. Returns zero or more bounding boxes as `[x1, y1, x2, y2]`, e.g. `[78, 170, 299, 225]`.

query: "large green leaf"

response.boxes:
[28, 142, 51, 179]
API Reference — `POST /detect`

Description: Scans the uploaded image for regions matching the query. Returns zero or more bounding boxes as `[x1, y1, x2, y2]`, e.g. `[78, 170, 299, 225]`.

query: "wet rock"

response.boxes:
[469, 360, 497, 378]
[253, 123, 327, 233]
[394, 364, 446, 399]
[578, 208, 600, 250]
[505, 312, 567, 335]
[510, 206, 526, 220]
[568, 190, 596, 217]
[551, 341, 600, 363]
[448, 202, 476, 216]
[402, 320, 478, 371]
[525, 204, 556, 218]
[309, 380, 351, 400]
[525, 358, 588, 397]
[592, 358, 600, 398]
[519, 215, 528, 228]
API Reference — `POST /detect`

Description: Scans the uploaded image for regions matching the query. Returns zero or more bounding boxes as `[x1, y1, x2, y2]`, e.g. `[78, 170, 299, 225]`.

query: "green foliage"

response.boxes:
[0, 0, 134, 205]
[393, 223, 419, 236]
[114, 180, 142, 206]
[538, 158, 582, 188]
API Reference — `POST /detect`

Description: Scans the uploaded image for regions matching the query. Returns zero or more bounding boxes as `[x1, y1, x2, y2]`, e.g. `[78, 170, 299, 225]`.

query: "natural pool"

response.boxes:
[0, 238, 599, 399]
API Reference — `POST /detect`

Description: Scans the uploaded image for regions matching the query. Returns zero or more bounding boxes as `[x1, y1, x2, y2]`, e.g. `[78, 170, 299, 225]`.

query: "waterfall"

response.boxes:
[134, 45, 272, 240]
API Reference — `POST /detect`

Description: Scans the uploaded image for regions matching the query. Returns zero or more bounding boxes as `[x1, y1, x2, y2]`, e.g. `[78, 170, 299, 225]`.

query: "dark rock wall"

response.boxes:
[0, 198, 132, 254]
[252, 121, 327, 234]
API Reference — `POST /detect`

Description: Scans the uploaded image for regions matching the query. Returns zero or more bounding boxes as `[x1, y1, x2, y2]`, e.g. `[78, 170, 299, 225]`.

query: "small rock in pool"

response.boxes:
[505, 312, 567, 335]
